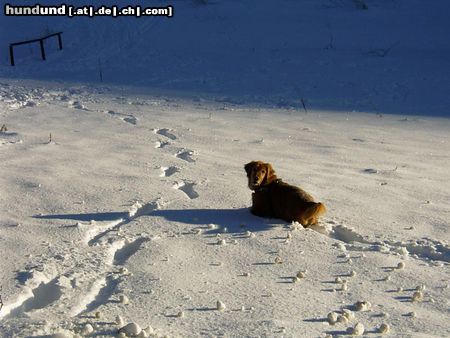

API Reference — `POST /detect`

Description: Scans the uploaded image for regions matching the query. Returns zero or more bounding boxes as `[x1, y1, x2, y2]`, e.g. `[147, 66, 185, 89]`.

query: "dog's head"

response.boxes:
[244, 161, 277, 190]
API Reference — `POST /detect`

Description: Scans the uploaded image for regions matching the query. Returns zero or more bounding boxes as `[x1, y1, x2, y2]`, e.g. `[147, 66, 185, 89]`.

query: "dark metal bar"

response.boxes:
[57, 33, 62, 50]
[9, 32, 63, 66]
[10, 32, 63, 47]
[10, 45, 14, 66]
[39, 39, 46, 61]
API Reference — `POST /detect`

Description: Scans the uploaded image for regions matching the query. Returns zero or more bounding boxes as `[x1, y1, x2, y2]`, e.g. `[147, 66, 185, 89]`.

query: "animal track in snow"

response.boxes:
[69, 201, 162, 315]
[0, 139, 23, 146]
[113, 237, 149, 265]
[155, 140, 170, 148]
[85, 219, 124, 246]
[3, 277, 62, 319]
[160, 166, 179, 177]
[86, 200, 161, 246]
[79, 275, 120, 314]
[384, 239, 450, 263]
[0, 131, 22, 146]
[154, 128, 177, 140]
[123, 116, 137, 125]
[176, 149, 197, 163]
[1, 198, 164, 322]
[330, 224, 372, 245]
[322, 220, 450, 263]
[70, 100, 88, 110]
[106, 110, 137, 125]
[173, 181, 199, 199]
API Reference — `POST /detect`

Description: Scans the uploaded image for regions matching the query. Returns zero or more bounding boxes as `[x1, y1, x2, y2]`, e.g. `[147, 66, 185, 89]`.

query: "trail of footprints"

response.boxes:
[0, 201, 159, 318]
[0, 128, 200, 322]
[0, 126, 199, 335]
[153, 127, 199, 200]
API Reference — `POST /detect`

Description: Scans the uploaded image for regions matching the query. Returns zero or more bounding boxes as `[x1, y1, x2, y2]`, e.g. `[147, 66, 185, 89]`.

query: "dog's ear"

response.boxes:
[244, 161, 255, 176]
[264, 162, 277, 184]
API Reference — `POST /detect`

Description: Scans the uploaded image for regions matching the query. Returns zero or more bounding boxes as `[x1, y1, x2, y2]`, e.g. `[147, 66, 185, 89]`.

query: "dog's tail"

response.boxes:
[301, 202, 326, 226]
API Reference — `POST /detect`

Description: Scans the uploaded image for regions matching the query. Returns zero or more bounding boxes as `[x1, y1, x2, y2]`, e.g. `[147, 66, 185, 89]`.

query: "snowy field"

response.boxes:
[1, 1, 449, 337]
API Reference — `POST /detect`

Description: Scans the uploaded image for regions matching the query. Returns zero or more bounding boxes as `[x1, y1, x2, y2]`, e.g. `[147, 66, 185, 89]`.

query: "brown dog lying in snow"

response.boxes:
[244, 161, 326, 226]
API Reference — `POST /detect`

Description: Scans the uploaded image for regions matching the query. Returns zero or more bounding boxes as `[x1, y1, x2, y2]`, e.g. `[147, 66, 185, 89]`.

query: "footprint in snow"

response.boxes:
[173, 181, 199, 199]
[155, 140, 170, 149]
[160, 166, 179, 177]
[106, 110, 137, 125]
[154, 128, 177, 140]
[176, 149, 197, 163]
[70, 100, 89, 110]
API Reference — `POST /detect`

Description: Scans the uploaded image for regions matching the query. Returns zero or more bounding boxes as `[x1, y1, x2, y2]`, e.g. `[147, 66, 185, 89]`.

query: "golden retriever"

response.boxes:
[244, 161, 326, 226]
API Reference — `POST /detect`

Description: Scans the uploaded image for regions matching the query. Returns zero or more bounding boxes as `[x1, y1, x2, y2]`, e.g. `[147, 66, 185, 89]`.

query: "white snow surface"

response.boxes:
[1, 1, 449, 337]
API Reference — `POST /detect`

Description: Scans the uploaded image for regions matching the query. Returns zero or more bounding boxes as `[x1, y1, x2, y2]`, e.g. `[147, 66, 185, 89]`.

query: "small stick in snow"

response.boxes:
[98, 58, 103, 82]
[324, 23, 335, 50]
[353, 0, 368, 10]
[368, 41, 400, 57]
[301, 98, 308, 113]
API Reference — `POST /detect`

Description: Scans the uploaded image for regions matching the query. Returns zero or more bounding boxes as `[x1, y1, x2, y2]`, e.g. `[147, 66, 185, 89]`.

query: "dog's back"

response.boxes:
[268, 180, 326, 226]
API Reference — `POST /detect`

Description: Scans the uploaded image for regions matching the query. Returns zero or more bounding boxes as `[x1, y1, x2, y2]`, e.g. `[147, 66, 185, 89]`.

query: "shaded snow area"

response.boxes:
[0, 0, 449, 337]
[1, 0, 450, 116]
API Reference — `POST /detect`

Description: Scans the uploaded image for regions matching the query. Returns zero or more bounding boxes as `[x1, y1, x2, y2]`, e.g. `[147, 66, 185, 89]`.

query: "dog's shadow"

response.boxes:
[34, 208, 278, 234]
[152, 208, 278, 234]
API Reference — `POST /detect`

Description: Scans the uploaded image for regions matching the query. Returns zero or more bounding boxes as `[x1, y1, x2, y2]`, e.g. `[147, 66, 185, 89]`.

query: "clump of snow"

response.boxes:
[416, 284, 426, 291]
[119, 295, 129, 305]
[115, 315, 125, 326]
[119, 322, 142, 336]
[378, 323, 390, 334]
[348, 322, 365, 336]
[217, 238, 226, 246]
[396, 262, 406, 270]
[412, 291, 424, 302]
[342, 309, 355, 320]
[355, 301, 372, 312]
[244, 230, 255, 238]
[296, 271, 306, 279]
[143, 326, 154, 335]
[81, 323, 94, 335]
[216, 300, 226, 311]
[337, 315, 349, 324]
[327, 312, 339, 325]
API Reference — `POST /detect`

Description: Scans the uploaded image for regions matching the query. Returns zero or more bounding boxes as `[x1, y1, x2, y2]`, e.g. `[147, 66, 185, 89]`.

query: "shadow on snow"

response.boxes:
[33, 207, 282, 234]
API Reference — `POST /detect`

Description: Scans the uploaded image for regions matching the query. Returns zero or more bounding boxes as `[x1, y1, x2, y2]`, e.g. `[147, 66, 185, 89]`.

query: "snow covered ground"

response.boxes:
[0, 81, 449, 337]
[1, 1, 449, 337]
